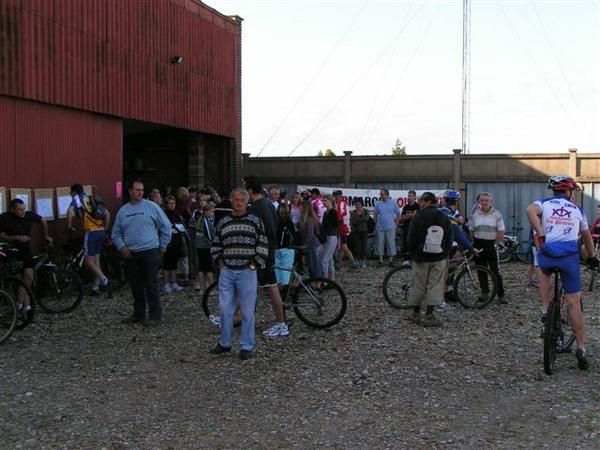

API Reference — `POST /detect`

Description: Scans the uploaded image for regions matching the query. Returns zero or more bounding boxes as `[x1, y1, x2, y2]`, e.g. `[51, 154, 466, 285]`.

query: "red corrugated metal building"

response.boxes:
[0, 0, 242, 215]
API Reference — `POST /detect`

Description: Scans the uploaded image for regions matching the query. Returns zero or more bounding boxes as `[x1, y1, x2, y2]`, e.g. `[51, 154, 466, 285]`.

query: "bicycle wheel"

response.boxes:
[2, 277, 35, 330]
[36, 268, 83, 314]
[292, 277, 347, 329]
[0, 289, 17, 344]
[516, 241, 531, 264]
[382, 266, 413, 310]
[454, 265, 497, 309]
[201, 280, 242, 329]
[543, 301, 560, 375]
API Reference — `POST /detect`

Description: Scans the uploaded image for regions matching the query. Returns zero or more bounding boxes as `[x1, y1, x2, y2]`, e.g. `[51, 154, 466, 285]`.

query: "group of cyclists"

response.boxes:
[1, 174, 599, 371]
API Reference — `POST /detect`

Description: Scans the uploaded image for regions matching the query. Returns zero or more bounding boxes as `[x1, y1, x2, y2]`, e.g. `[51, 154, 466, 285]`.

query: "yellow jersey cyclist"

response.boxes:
[67, 184, 111, 295]
[526, 175, 599, 370]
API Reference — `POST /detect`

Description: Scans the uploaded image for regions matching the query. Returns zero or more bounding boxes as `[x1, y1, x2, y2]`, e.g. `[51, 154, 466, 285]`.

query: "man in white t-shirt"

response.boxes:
[526, 175, 599, 370]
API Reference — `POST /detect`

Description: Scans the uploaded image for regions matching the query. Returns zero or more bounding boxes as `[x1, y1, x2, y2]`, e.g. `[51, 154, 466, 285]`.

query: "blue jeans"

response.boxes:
[218, 267, 257, 351]
[306, 246, 322, 277]
[320, 235, 338, 279]
[125, 248, 162, 321]
[376, 228, 397, 259]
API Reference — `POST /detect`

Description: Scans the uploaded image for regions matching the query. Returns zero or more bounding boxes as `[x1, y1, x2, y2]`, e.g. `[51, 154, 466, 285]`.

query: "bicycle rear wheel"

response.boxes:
[37, 268, 83, 314]
[292, 277, 347, 329]
[497, 245, 511, 263]
[201, 280, 242, 329]
[543, 301, 560, 375]
[0, 289, 17, 344]
[382, 266, 413, 309]
[454, 265, 497, 309]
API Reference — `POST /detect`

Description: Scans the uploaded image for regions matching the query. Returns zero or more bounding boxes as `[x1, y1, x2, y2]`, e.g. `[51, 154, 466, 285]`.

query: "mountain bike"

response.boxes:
[202, 246, 347, 329]
[497, 234, 530, 264]
[382, 248, 498, 309]
[1, 243, 83, 314]
[543, 269, 579, 375]
[0, 244, 36, 330]
[0, 288, 17, 344]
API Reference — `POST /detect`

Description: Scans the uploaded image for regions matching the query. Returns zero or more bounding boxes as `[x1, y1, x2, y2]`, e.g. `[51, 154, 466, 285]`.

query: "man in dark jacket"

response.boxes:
[407, 192, 454, 327]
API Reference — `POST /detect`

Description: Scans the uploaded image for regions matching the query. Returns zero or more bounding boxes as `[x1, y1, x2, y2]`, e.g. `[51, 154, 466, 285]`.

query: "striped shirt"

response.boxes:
[211, 213, 269, 270]
[470, 207, 505, 241]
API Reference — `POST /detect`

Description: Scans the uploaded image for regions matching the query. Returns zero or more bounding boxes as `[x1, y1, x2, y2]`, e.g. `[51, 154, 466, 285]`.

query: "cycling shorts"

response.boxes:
[258, 250, 277, 288]
[84, 230, 106, 257]
[16, 246, 35, 270]
[537, 252, 580, 294]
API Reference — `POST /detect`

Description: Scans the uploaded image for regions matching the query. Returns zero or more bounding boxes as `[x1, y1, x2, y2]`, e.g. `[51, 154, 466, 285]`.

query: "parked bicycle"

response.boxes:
[382, 248, 498, 309]
[0, 287, 17, 344]
[0, 242, 83, 315]
[542, 269, 580, 375]
[497, 234, 530, 264]
[202, 246, 347, 329]
[0, 244, 36, 331]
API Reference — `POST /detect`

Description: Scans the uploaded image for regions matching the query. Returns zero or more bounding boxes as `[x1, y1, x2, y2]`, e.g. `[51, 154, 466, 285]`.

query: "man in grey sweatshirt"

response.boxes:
[112, 180, 172, 326]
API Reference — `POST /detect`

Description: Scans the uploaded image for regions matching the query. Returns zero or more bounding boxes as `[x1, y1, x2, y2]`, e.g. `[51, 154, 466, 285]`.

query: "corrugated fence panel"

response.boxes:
[355, 182, 449, 191]
[582, 183, 600, 225]
[20, 0, 53, 19]
[0, 95, 17, 180]
[0, 0, 22, 97]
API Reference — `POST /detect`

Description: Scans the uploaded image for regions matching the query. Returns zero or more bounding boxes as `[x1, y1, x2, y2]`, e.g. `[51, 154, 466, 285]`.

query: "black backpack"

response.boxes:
[85, 193, 107, 221]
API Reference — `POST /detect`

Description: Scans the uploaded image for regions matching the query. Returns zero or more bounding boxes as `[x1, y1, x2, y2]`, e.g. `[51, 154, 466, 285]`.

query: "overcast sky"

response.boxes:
[205, 0, 599, 157]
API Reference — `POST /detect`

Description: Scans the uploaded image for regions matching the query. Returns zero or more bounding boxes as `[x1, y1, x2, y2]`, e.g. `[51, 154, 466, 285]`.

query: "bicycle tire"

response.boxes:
[382, 266, 413, 310]
[201, 280, 242, 329]
[516, 242, 531, 264]
[292, 277, 347, 329]
[0, 289, 17, 344]
[543, 301, 559, 375]
[2, 277, 36, 330]
[36, 268, 83, 314]
[454, 265, 497, 309]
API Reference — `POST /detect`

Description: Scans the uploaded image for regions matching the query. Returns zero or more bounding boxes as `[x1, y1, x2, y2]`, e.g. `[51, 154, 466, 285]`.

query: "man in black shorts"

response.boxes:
[244, 176, 289, 337]
[0, 198, 53, 316]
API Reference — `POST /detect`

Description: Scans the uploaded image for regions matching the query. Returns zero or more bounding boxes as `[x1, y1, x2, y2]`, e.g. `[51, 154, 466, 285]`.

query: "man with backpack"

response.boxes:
[406, 192, 453, 327]
[67, 183, 111, 296]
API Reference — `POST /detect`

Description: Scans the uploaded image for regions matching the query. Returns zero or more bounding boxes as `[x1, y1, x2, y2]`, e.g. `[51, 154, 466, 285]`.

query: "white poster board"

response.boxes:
[56, 187, 73, 219]
[9, 188, 32, 211]
[34, 189, 55, 220]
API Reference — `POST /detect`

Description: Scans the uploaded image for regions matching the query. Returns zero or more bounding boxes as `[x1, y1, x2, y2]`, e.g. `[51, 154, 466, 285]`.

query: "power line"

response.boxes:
[361, 4, 440, 153]
[495, 1, 580, 133]
[287, 0, 429, 157]
[255, 0, 371, 157]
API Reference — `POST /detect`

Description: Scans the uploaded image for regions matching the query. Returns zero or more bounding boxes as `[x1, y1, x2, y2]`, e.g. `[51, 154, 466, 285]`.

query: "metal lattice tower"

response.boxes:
[462, 0, 471, 154]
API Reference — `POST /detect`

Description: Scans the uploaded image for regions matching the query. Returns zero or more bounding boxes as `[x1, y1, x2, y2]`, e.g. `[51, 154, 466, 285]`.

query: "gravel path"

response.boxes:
[1, 262, 600, 449]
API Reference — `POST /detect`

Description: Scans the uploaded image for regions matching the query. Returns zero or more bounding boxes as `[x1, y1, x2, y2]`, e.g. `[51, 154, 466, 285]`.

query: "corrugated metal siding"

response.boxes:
[581, 183, 600, 225]
[355, 182, 449, 190]
[0, 0, 241, 139]
[0, 95, 122, 213]
[465, 182, 547, 240]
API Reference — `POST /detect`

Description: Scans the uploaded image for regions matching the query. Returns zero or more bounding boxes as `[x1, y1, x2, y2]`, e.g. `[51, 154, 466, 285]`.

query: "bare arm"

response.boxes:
[526, 203, 544, 238]
[67, 205, 76, 230]
[0, 231, 30, 243]
[40, 219, 52, 242]
[581, 229, 595, 259]
[103, 209, 111, 230]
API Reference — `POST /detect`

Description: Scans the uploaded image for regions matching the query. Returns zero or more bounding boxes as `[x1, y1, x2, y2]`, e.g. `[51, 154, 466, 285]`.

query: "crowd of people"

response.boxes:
[1, 174, 599, 367]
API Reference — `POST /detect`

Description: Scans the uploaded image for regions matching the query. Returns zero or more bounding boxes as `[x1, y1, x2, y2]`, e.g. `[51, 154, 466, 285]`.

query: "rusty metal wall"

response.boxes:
[0, 0, 241, 139]
[0, 95, 122, 213]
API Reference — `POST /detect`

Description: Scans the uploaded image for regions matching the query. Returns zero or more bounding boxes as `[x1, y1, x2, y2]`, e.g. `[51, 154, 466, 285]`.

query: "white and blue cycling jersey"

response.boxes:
[534, 194, 588, 258]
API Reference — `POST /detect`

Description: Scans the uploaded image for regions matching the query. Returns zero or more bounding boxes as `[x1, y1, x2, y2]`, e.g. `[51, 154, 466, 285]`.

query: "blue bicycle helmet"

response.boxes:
[443, 189, 461, 200]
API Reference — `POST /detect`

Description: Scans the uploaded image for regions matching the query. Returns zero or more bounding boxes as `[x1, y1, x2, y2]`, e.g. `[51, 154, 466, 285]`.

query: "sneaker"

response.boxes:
[143, 319, 161, 328]
[361, 261, 367, 269]
[439, 302, 450, 312]
[170, 282, 184, 293]
[239, 349, 254, 360]
[422, 314, 442, 327]
[162, 284, 173, 294]
[193, 282, 202, 292]
[576, 348, 589, 370]
[352, 260, 360, 269]
[209, 343, 231, 355]
[497, 295, 508, 305]
[262, 323, 290, 337]
[208, 314, 221, 328]
[100, 280, 113, 298]
[90, 287, 99, 297]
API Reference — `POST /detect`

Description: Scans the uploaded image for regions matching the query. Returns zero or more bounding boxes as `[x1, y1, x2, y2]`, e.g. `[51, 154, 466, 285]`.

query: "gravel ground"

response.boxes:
[1, 261, 600, 449]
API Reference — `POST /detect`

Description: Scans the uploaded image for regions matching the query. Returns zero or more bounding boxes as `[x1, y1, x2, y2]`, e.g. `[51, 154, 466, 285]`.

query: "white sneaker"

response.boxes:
[193, 282, 202, 292]
[208, 314, 221, 328]
[263, 323, 290, 337]
[170, 282, 184, 292]
[162, 284, 173, 294]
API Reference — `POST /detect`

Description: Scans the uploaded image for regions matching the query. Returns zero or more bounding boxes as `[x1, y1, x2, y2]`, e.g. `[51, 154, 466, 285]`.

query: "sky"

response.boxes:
[204, 0, 599, 157]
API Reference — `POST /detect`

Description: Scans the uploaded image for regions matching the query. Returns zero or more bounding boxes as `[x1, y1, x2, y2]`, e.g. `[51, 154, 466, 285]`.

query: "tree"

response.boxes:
[324, 149, 336, 157]
[391, 138, 406, 156]
[317, 150, 324, 156]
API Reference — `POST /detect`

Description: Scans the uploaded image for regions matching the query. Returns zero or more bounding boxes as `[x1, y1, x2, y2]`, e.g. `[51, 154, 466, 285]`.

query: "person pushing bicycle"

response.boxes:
[526, 175, 599, 370]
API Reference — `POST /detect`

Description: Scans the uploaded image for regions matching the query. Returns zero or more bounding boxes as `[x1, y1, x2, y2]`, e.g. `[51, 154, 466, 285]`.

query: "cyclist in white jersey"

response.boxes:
[526, 175, 599, 370]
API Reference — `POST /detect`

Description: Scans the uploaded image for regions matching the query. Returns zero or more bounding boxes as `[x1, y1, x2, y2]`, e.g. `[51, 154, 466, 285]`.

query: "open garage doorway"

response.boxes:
[123, 120, 235, 201]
